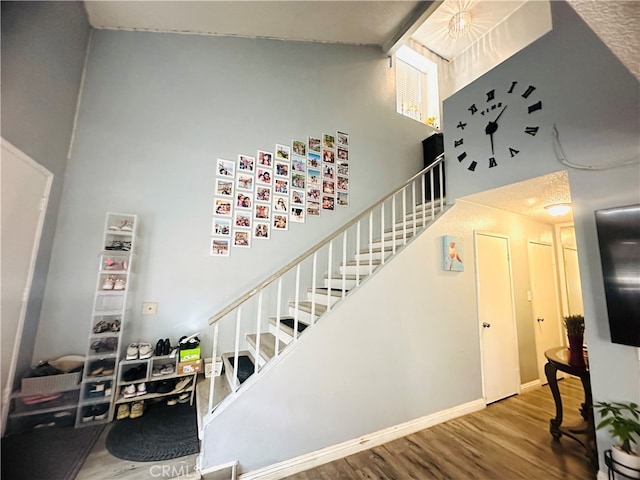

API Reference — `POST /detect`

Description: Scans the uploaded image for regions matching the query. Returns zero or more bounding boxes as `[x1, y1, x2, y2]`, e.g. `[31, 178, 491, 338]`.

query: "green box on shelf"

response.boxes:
[180, 346, 201, 362]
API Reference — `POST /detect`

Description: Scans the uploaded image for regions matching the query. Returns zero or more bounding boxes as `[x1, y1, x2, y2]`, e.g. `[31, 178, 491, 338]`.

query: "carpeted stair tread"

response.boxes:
[325, 273, 367, 280]
[290, 301, 327, 315]
[227, 354, 255, 384]
[344, 259, 382, 266]
[246, 333, 286, 361]
[308, 287, 346, 297]
[269, 317, 309, 337]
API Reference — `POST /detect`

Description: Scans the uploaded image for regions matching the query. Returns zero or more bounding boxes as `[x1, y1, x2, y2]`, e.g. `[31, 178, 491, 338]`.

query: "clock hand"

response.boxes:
[489, 132, 495, 155]
[484, 105, 507, 155]
[493, 104, 507, 124]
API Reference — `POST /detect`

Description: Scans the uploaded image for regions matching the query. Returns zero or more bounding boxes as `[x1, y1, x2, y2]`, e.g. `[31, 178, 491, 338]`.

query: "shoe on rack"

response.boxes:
[167, 396, 178, 406]
[136, 382, 147, 396]
[156, 380, 174, 394]
[138, 343, 154, 359]
[122, 384, 137, 398]
[123, 364, 146, 382]
[172, 377, 192, 393]
[152, 366, 162, 377]
[126, 343, 139, 360]
[147, 381, 158, 394]
[113, 278, 126, 290]
[116, 403, 130, 420]
[177, 392, 190, 404]
[93, 404, 109, 420]
[160, 364, 174, 376]
[163, 338, 171, 356]
[129, 401, 144, 419]
[81, 407, 95, 423]
[110, 319, 121, 332]
[102, 276, 115, 290]
[93, 320, 110, 334]
[179, 333, 201, 350]
[155, 339, 164, 357]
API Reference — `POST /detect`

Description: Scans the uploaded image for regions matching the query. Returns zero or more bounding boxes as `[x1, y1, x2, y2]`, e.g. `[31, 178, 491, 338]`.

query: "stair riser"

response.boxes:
[323, 277, 361, 289]
[306, 291, 343, 306]
[340, 264, 379, 276]
[354, 251, 391, 262]
[287, 307, 319, 323]
[246, 343, 267, 367]
[268, 324, 294, 345]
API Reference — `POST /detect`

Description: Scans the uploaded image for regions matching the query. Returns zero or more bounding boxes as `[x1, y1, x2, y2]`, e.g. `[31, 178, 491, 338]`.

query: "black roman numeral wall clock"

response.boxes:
[453, 81, 543, 171]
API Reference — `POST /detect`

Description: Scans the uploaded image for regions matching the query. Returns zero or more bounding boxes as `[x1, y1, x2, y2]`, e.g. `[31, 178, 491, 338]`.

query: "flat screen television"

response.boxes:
[594, 204, 640, 348]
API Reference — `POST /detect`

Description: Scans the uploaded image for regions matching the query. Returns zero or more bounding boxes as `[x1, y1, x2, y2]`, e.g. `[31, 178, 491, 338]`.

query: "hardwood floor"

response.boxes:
[76, 377, 596, 480]
[285, 377, 596, 480]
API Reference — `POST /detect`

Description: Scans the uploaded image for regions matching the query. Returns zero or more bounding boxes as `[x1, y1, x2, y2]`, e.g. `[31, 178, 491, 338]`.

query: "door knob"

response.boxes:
[537, 317, 545, 322]
[482, 322, 491, 328]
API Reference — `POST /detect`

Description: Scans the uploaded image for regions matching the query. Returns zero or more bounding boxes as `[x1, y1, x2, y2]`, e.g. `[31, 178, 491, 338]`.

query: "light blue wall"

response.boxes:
[1, 1, 90, 382]
[34, 30, 433, 361]
[443, 1, 640, 470]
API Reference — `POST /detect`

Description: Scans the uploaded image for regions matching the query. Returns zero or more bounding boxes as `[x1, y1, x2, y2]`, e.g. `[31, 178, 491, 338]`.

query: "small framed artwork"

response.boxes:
[257, 150, 273, 167]
[323, 133, 335, 149]
[274, 179, 289, 194]
[275, 144, 290, 161]
[236, 192, 252, 210]
[443, 235, 464, 272]
[337, 192, 349, 207]
[322, 195, 335, 210]
[236, 174, 254, 192]
[292, 140, 306, 156]
[273, 195, 289, 212]
[217, 158, 235, 178]
[214, 198, 232, 217]
[291, 189, 305, 205]
[275, 161, 289, 178]
[256, 186, 272, 203]
[292, 172, 305, 189]
[210, 238, 230, 257]
[238, 154, 255, 172]
[337, 175, 349, 191]
[255, 203, 271, 221]
[308, 136, 321, 153]
[337, 161, 349, 176]
[307, 201, 320, 216]
[234, 212, 252, 228]
[256, 168, 272, 185]
[322, 180, 335, 195]
[322, 163, 335, 179]
[215, 178, 234, 197]
[291, 206, 305, 223]
[307, 168, 321, 185]
[337, 131, 349, 147]
[212, 217, 231, 236]
[307, 187, 321, 202]
[253, 222, 270, 239]
[292, 156, 306, 172]
[233, 230, 251, 248]
[307, 151, 321, 168]
[273, 214, 288, 231]
[337, 146, 348, 161]
[322, 148, 335, 164]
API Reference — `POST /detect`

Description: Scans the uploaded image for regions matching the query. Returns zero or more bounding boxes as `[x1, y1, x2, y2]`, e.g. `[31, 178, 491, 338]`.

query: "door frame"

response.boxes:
[1, 138, 53, 434]
[474, 230, 521, 403]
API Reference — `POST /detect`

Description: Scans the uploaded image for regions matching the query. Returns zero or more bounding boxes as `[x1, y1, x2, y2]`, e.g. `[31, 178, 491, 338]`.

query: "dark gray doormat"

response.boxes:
[106, 400, 199, 462]
[1, 424, 104, 480]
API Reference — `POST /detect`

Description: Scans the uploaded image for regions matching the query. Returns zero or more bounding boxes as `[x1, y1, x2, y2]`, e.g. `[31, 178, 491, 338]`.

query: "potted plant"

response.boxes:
[563, 314, 585, 367]
[595, 401, 640, 478]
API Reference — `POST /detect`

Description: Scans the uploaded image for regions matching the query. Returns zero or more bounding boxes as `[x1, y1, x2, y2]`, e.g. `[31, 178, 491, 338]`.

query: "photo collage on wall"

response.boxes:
[210, 131, 350, 256]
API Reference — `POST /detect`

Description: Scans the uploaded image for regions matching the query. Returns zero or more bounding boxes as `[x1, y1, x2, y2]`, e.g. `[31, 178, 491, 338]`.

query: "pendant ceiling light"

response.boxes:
[448, 10, 472, 39]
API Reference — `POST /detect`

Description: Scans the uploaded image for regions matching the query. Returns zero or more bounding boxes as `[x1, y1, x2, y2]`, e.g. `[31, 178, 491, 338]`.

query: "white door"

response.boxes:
[475, 232, 520, 404]
[528, 241, 564, 384]
[1, 139, 52, 433]
[563, 246, 584, 316]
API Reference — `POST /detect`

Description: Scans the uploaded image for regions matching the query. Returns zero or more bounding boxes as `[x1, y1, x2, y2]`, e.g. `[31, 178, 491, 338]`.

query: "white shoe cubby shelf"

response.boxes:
[75, 212, 138, 427]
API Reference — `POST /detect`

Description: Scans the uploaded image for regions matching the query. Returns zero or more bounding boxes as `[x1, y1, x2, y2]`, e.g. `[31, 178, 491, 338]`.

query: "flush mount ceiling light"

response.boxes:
[545, 203, 572, 216]
[448, 10, 472, 39]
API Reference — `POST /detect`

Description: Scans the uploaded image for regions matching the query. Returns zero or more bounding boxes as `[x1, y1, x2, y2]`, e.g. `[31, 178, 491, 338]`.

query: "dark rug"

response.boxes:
[228, 355, 255, 384]
[1, 424, 104, 480]
[105, 401, 198, 462]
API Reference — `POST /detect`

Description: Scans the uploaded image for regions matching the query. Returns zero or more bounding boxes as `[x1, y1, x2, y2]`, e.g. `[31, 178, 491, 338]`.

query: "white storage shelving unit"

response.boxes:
[75, 212, 138, 427]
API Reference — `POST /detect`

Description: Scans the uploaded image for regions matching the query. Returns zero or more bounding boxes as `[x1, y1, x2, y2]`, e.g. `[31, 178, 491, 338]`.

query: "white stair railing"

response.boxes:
[205, 155, 446, 417]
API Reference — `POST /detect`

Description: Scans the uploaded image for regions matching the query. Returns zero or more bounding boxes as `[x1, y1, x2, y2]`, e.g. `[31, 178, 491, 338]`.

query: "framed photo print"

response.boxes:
[291, 206, 305, 223]
[275, 161, 289, 178]
[256, 168, 272, 185]
[322, 195, 335, 210]
[257, 150, 273, 167]
[212, 217, 231, 236]
[322, 180, 335, 195]
[210, 238, 230, 257]
[273, 195, 288, 212]
[337, 131, 349, 147]
[307, 168, 321, 185]
[274, 179, 289, 194]
[337, 161, 349, 176]
[322, 133, 335, 149]
[234, 212, 252, 228]
[292, 140, 306, 156]
[214, 198, 232, 217]
[292, 172, 305, 189]
[337, 175, 349, 191]
[307, 187, 321, 202]
[215, 178, 234, 197]
[236, 174, 254, 192]
[236, 192, 252, 210]
[308, 136, 321, 153]
[273, 214, 288, 231]
[253, 222, 270, 239]
[307, 201, 320, 216]
[255, 203, 271, 221]
[322, 148, 335, 164]
[291, 189, 305, 205]
[307, 151, 321, 168]
[322, 163, 335, 179]
[275, 143, 290, 161]
[238, 154, 255, 173]
[443, 235, 464, 272]
[337, 192, 349, 207]
[337, 146, 348, 161]
[217, 158, 235, 178]
[292, 156, 306, 172]
[256, 186, 272, 203]
[233, 230, 251, 248]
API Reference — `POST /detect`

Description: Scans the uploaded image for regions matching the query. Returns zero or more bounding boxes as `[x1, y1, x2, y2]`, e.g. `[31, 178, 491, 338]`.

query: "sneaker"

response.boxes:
[81, 407, 94, 423]
[102, 276, 115, 290]
[138, 343, 154, 359]
[129, 401, 144, 419]
[136, 382, 147, 396]
[113, 278, 126, 290]
[93, 404, 109, 420]
[160, 364, 175, 375]
[167, 396, 178, 406]
[152, 366, 163, 377]
[122, 384, 137, 398]
[126, 343, 139, 360]
[123, 364, 146, 382]
[177, 392, 190, 404]
[173, 377, 192, 393]
[116, 403, 130, 420]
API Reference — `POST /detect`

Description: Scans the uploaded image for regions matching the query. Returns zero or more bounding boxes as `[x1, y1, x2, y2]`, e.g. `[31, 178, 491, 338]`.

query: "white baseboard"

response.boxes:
[520, 379, 541, 394]
[238, 398, 486, 480]
[597, 469, 608, 480]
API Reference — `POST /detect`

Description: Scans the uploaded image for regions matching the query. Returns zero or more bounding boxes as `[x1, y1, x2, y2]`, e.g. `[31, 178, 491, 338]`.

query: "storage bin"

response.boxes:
[21, 371, 82, 394]
[14, 389, 79, 413]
